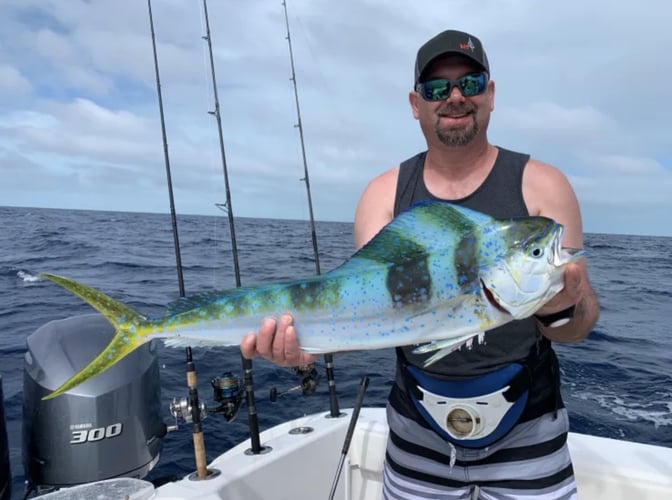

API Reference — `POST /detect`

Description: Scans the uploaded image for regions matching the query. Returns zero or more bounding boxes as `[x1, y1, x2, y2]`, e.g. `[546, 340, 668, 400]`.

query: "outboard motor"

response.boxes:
[22, 313, 164, 492]
[0, 375, 10, 500]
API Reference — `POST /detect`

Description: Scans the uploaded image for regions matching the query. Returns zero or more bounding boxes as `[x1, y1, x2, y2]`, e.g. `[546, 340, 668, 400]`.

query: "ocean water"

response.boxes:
[1, 206, 671, 497]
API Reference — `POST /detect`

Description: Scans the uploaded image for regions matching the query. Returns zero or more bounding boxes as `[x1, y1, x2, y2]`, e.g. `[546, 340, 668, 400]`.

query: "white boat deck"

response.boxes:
[153, 407, 672, 500]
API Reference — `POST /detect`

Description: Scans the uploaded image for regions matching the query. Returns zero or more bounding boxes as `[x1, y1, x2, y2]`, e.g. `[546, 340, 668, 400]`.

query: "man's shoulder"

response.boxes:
[521, 157, 576, 217]
[359, 165, 400, 206]
[370, 164, 400, 186]
[523, 157, 569, 183]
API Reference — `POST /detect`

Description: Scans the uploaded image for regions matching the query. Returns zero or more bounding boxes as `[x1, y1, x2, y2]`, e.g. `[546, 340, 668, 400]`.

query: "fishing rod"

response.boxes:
[184, 348, 208, 479]
[281, 0, 342, 419]
[148, 0, 215, 479]
[282, 0, 320, 274]
[201, 0, 263, 455]
[147, 0, 185, 297]
[202, 0, 241, 288]
[327, 375, 369, 500]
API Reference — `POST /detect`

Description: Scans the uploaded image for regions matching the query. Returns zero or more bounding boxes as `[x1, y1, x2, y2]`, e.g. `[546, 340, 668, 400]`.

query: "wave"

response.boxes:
[17, 270, 41, 283]
[587, 243, 629, 251]
[22, 238, 99, 256]
[570, 389, 672, 430]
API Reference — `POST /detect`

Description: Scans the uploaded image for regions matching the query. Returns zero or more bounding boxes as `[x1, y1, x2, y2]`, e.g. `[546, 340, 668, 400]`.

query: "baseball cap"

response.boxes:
[414, 30, 490, 84]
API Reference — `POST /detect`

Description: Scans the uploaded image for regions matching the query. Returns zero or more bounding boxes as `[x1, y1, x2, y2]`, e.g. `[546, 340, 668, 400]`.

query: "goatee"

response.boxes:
[434, 112, 479, 147]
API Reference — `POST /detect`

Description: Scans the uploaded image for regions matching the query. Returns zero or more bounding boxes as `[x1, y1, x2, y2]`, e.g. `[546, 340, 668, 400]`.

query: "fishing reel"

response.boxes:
[169, 396, 208, 425]
[170, 363, 320, 425]
[269, 364, 320, 402]
[169, 372, 245, 424]
[210, 371, 244, 422]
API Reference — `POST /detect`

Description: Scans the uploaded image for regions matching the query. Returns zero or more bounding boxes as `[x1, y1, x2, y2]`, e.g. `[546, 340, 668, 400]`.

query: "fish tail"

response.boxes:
[39, 273, 152, 400]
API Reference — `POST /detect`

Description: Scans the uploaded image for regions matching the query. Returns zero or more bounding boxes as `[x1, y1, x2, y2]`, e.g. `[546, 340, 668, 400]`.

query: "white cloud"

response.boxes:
[0, 65, 31, 93]
[495, 101, 621, 151]
[570, 155, 672, 207]
[590, 155, 668, 177]
[0, 0, 669, 236]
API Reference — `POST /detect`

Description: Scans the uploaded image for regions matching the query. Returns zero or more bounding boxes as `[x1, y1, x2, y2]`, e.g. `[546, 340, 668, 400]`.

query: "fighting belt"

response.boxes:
[404, 363, 530, 448]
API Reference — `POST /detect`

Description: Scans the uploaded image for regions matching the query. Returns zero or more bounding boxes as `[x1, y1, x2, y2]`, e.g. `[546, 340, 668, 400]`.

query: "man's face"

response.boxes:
[411, 55, 495, 147]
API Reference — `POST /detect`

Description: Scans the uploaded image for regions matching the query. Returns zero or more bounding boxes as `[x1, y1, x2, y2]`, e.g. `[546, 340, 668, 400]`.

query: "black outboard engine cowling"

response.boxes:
[22, 313, 164, 489]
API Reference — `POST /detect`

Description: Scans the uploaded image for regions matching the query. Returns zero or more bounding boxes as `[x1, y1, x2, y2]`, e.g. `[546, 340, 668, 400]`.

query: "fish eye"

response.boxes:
[529, 247, 544, 258]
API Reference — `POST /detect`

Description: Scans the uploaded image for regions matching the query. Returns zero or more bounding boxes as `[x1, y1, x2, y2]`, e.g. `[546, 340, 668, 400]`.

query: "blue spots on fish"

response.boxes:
[288, 278, 341, 311]
[355, 217, 430, 264]
[167, 288, 260, 318]
[385, 247, 432, 309]
[347, 225, 434, 309]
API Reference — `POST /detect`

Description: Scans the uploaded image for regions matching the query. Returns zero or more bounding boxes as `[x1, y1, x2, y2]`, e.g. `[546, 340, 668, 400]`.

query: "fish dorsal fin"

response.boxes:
[330, 200, 494, 275]
[166, 286, 259, 315]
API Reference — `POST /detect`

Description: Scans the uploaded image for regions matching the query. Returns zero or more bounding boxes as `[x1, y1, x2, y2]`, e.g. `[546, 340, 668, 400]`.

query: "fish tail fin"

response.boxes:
[39, 273, 152, 400]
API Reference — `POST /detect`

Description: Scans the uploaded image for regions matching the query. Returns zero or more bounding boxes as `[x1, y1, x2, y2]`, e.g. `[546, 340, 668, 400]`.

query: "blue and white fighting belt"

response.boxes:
[405, 363, 530, 448]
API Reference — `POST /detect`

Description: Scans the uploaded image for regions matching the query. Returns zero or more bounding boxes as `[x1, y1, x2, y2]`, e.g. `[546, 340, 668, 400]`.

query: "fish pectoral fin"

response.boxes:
[413, 332, 485, 367]
[163, 337, 228, 348]
[299, 346, 325, 353]
[412, 332, 484, 354]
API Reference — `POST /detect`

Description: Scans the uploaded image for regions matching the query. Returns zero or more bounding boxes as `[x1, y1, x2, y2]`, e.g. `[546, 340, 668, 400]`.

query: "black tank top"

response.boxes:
[393, 147, 547, 377]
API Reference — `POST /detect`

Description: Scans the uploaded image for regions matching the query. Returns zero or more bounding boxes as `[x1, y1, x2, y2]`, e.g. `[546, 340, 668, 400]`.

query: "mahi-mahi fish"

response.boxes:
[39, 201, 583, 399]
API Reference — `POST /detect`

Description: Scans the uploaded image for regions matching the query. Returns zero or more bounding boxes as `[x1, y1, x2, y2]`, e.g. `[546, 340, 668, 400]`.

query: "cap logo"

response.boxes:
[459, 37, 476, 52]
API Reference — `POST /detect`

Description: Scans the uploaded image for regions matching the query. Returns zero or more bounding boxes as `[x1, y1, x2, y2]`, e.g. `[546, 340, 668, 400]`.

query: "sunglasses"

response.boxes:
[415, 72, 489, 101]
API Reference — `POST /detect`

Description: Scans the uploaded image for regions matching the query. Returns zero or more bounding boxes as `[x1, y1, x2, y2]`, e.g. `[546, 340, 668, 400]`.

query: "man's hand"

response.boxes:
[240, 313, 318, 367]
[535, 262, 599, 343]
[535, 263, 583, 317]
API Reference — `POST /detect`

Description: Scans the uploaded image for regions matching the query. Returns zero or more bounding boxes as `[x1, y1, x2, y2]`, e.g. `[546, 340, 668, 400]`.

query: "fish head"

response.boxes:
[479, 217, 584, 319]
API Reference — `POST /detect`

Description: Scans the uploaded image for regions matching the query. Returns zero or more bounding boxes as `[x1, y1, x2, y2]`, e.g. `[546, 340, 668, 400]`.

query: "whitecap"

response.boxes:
[17, 270, 41, 283]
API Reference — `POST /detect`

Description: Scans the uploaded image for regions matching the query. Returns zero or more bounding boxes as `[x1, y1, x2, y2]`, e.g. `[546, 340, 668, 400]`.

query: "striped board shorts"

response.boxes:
[383, 401, 577, 499]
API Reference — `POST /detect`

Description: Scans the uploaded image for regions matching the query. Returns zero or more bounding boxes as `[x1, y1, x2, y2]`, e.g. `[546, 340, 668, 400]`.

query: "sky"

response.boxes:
[1, 0, 670, 237]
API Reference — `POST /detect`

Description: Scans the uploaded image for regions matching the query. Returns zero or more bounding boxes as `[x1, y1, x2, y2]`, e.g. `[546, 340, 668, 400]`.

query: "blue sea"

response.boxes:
[1, 206, 671, 498]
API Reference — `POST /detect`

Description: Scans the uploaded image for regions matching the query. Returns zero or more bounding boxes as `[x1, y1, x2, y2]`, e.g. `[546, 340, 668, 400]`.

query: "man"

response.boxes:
[241, 29, 599, 499]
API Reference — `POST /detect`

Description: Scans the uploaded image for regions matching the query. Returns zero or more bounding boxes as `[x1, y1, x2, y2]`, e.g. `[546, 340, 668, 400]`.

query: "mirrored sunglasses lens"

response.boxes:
[460, 74, 485, 96]
[422, 80, 450, 101]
